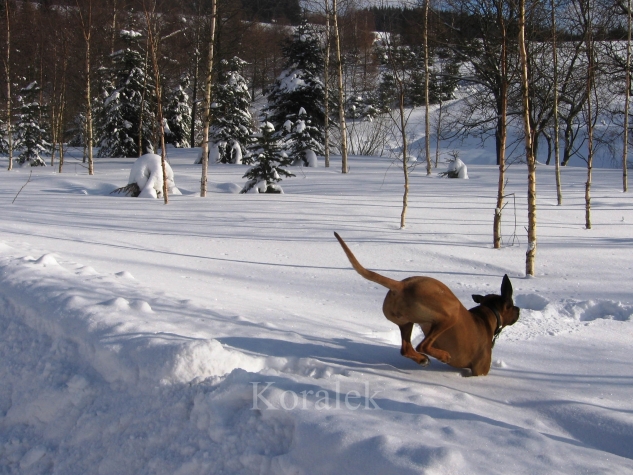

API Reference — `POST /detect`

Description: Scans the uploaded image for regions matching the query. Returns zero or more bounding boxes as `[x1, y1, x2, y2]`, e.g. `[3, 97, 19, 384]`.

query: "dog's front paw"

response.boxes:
[437, 351, 451, 364]
[418, 356, 430, 367]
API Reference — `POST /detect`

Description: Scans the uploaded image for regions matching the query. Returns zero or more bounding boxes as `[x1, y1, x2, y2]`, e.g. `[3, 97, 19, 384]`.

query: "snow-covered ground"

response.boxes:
[1, 147, 632, 474]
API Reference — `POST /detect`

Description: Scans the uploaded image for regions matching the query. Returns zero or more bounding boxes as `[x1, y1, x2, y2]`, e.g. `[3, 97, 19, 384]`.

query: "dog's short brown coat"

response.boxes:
[335, 233, 520, 376]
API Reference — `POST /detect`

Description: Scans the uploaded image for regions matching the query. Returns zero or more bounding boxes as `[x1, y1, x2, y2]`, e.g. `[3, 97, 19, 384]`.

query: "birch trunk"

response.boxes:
[138, 34, 151, 156]
[323, 1, 331, 168]
[145, 6, 168, 204]
[332, 0, 348, 173]
[519, 0, 537, 276]
[584, 1, 594, 229]
[624, 0, 631, 193]
[5, 0, 12, 171]
[84, 7, 94, 175]
[552, 0, 562, 205]
[200, 0, 217, 197]
[493, 8, 508, 250]
[399, 91, 409, 229]
[424, 0, 431, 176]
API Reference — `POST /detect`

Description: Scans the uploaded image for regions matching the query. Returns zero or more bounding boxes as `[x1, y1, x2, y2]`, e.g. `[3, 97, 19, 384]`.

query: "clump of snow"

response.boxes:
[448, 157, 468, 179]
[515, 293, 549, 311]
[231, 142, 243, 165]
[128, 153, 181, 198]
[305, 149, 318, 167]
[33, 254, 59, 267]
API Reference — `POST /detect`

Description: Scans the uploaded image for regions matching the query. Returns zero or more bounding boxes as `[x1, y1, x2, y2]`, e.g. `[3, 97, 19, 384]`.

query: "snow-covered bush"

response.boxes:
[440, 153, 469, 179]
[97, 30, 155, 158]
[287, 107, 321, 167]
[242, 122, 294, 194]
[210, 57, 255, 165]
[264, 21, 326, 150]
[164, 76, 192, 149]
[113, 154, 181, 198]
[14, 81, 49, 167]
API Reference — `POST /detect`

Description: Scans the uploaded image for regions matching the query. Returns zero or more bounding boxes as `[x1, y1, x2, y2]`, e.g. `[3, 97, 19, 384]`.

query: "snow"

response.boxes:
[448, 157, 468, 179]
[0, 146, 632, 474]
[127, 153, 181, 198]
[305, 149, 318, 167]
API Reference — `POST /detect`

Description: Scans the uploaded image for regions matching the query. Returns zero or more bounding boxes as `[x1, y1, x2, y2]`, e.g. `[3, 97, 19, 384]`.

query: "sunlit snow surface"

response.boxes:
[0, 147, 632, 474]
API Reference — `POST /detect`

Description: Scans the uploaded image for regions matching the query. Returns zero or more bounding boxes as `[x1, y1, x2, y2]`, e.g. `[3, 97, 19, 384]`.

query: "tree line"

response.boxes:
[1, 0, 631, 274]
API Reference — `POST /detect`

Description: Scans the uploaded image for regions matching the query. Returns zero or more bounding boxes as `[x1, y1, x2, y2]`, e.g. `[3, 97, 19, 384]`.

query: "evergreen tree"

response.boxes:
[264, 20, 325, 149]
[287, 107, 323, 166]
[97, 30, 155, 158]
[164, 75, 192, 148]
[0, 118, 9, 156]
[242, 122, 294, 193]
[211, 57, 256, 164]
[14, 81, 49, 167]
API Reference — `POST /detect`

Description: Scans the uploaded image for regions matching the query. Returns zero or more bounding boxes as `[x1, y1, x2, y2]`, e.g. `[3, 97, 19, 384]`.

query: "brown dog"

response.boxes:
[334, 232, 520, 376]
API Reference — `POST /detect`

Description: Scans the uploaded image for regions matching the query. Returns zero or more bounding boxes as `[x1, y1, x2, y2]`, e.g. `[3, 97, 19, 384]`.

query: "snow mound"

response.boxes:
[169, 340, 265, 384]
[115, 270, 135, 280]
[33, 254, 59, 267]
[305, 149, 318, 167]
[502, 298, 633, 341]
[515, 293, 549, 311]
[128, 153, 181, 198]
[217, 182, 243, 193]
[0, 253, 263, 386]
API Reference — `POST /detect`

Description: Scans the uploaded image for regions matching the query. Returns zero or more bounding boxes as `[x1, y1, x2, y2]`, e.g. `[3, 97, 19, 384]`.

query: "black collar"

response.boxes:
[485, 305, 503, 348]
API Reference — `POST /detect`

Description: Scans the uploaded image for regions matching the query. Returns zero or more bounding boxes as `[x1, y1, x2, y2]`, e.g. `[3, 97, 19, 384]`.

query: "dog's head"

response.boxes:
[472, 274, 520, 327]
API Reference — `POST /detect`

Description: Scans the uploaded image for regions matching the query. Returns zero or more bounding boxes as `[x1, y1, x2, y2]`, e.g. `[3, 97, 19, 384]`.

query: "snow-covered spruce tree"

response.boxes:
[164, 75, 192, 148]
[264, 20, 325, 150]
[210, 57, 256, 164]
[97, 30, 155, 158]
[14, 81, 49, 167]
[287, 107, 322, 166]
[242, 122, 294, 193]
[0, 118, 9, 156]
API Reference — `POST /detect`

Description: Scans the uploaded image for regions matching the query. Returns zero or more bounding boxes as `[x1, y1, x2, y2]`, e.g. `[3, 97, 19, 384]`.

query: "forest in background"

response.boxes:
[1, 0, 633, 174]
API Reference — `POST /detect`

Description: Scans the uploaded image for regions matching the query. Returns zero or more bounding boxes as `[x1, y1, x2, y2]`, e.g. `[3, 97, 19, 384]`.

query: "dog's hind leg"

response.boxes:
[415, 320, 455, 364]
[399, 322, 429, 366]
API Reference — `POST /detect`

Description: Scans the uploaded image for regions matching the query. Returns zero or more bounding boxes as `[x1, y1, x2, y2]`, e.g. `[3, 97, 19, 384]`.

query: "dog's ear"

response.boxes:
[472, 295, 484, 303]
[501, 274, 513, 300]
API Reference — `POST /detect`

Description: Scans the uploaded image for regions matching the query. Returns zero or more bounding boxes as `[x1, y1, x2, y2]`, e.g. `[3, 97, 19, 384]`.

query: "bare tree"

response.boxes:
[4, 0, 12, 171]
[76, 0, 95, 175]
[424, 0, 431, 175]
[332, 0, 349, 173]
[381, 35, 415, 229]
[624, 0, 631, 192]
[324, 1, 332, 168]
[144, 1, 169, 204]
[551, 0, 563, 205]
[580, 0, 596, 229]
[200, 0, 217, 197]
[445, 0, 516, 249]
[518, 0, 537, 276]
[50, 22, 69, 170]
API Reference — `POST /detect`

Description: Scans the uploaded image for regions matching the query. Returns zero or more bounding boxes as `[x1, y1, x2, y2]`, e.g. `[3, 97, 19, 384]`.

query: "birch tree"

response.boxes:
[144, 1, 169, 204]
[551, 0, 563, 204]
[324, 1, 332, 168]
[332, 0, 349, 173]
[518, 0, 537, 276]
[200, 0, 217, 198]
[4, 0, 12, 171]
[76, 0, 95, 175]
[445, 0, 515, 249]
[423, 0, 431, 176]
[624, 0, 631, 192]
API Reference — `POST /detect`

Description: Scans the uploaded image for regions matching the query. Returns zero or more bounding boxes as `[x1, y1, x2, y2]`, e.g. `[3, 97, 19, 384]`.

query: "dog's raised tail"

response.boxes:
[334, 232, 402, 292]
